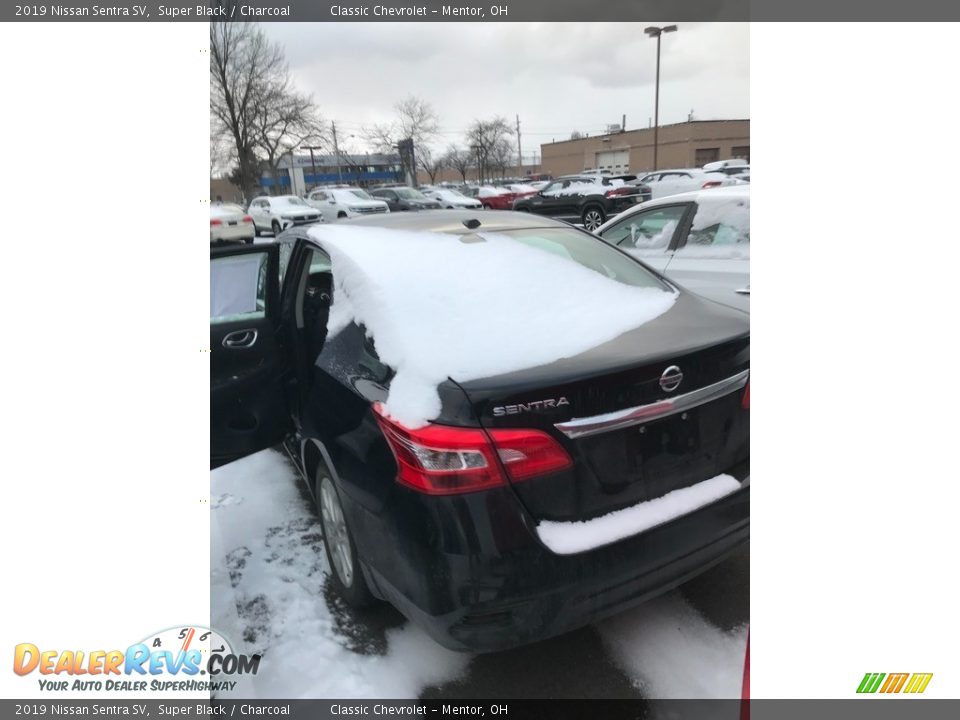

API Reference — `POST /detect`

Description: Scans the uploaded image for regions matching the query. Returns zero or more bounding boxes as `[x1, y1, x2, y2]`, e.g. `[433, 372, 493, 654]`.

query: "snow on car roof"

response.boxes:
[477, 186, 512, 197]
[307, 224, 677, 427]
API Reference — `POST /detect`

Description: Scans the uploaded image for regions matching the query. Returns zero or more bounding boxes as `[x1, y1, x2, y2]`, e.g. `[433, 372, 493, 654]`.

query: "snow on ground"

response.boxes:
[309, 224, 677, 427]
[536, 475, 741, 555]
[212, 448, 746, 699]
[211, 450, 470, 699]
[598, 592, 748, 699]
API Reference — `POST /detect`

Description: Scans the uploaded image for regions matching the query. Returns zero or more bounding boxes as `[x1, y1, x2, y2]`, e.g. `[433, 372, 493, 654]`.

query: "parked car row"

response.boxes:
[211, 158, 749, 243]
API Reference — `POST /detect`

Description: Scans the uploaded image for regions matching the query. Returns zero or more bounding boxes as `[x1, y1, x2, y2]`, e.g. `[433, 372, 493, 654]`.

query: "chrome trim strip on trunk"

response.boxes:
[554, 369, 749, 440]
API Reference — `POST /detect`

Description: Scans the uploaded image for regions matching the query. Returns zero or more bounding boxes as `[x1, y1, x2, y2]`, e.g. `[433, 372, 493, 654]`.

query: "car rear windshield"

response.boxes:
[496, 227, 672, 291]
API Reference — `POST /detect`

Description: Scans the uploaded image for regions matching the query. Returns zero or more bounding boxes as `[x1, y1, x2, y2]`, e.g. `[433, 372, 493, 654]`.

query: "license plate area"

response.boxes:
[576, 403, 731, 502]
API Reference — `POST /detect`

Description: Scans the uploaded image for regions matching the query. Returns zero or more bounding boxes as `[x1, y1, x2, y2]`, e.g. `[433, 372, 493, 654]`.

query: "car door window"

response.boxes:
[541, 181, 564, 197]
[677, 199, 750, 258]
[210, 252, 269, 323]
[602, 205, 689, 255]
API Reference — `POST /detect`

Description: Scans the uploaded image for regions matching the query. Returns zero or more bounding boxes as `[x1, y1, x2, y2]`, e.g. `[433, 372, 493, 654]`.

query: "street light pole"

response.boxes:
[645, 25, 677, 171]
[332, 121, 343, 184]
[303, 145, 322, 191]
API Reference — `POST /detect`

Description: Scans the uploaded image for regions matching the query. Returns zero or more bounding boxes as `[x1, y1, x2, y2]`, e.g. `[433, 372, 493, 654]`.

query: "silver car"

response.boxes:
[594, 185, 749, 312]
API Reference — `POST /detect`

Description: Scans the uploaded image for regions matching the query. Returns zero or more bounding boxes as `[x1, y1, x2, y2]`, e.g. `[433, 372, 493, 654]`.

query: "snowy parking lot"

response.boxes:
[211, 449, 748, 699]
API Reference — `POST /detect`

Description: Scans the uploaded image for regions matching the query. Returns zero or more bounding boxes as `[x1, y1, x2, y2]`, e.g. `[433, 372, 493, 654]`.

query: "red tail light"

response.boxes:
[242, 215, 254, 223]
[605, 187, 635, 197]
[373, 404, 572, 495]
[210, 219, 223, 226]
[702, 181, 723, 189]
[742, 379, 750, 410]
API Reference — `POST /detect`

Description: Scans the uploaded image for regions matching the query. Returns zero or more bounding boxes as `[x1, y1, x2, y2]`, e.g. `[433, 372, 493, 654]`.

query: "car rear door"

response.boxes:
[210, 243, 291, 468]
[662, 196, 750, 312]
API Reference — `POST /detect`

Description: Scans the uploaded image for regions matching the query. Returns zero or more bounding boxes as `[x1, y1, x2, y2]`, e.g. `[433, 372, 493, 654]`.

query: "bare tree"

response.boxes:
[364, 95, 440, 157]
[444, 146, 473, 183]
[252, 79, 326, 193]
[417, 146, 446, 184]
[210, 121, 232, 177]
[210, 22, 286, 200]
[465, 117, 514, 183]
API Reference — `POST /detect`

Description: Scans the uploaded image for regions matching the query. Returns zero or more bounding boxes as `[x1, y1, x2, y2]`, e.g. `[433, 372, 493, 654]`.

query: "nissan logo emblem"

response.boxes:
[659, 365, 683, 393]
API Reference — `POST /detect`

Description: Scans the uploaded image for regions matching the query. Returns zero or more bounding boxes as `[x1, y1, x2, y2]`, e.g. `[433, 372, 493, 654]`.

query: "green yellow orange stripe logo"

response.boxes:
[857, 672, 932, 694]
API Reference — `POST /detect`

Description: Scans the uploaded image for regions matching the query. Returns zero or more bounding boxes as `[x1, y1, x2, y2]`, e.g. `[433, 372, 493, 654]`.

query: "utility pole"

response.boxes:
[303, 145, 322, 190]
[331, 121, 343, 184]
[515, 114, 522, 176]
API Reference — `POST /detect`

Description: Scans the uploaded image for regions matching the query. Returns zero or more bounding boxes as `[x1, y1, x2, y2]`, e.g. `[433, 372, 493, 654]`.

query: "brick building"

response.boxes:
[540, 119, 749, 176]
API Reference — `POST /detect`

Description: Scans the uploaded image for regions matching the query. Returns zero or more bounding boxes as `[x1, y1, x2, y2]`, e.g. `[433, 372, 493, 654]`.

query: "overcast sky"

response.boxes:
[263, 22, 748, 159]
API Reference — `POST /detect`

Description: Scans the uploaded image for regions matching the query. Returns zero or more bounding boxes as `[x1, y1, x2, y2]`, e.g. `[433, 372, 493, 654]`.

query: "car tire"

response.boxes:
[254, 225, 261, 237]
[271, 220, 281, 235]
[317, 474, 375, 608]
[482, 203, 492, 209]
[515, 206, 530, 212]
[337, 212, 347, 219]
[582, 206, 606, 231]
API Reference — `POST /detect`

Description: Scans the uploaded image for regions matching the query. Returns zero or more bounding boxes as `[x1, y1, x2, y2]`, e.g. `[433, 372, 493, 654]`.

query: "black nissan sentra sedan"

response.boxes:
[210, 210, 749, 651]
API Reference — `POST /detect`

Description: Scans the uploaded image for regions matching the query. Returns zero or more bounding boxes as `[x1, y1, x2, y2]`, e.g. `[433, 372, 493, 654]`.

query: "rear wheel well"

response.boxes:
[337, 211, 347, 219]
[302, 440, 323, 495]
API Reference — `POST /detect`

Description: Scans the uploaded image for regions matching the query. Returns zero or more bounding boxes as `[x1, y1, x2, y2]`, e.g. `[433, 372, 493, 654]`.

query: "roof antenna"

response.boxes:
[462, 218, 482, 230]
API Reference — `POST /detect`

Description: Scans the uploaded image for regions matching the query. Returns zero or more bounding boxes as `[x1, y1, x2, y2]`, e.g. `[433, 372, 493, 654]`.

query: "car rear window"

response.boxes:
[497, 227, 671, 290]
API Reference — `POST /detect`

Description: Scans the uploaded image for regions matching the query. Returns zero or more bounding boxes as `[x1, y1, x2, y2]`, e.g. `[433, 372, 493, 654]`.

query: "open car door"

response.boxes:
[210, 243, 291, 468]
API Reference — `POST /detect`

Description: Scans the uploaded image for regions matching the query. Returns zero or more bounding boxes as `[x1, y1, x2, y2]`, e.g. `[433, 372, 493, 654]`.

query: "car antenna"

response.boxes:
[462, 218, 482, 230]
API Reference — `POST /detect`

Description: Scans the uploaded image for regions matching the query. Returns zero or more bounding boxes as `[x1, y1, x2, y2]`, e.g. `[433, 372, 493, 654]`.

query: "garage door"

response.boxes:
[595, 149, 630, 173]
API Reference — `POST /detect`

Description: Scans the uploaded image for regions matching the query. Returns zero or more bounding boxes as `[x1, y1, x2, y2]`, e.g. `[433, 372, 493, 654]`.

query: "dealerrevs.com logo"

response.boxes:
[857, 672, 933, 694]
[13, 626, 260, 693]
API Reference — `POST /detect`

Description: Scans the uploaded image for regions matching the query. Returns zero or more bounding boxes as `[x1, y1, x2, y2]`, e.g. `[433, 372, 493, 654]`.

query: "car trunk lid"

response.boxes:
[456, 293, 749, 523]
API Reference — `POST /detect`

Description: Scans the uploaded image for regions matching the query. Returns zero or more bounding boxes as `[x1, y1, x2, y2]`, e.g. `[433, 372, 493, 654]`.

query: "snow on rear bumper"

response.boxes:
[536, 474, 743, 555]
